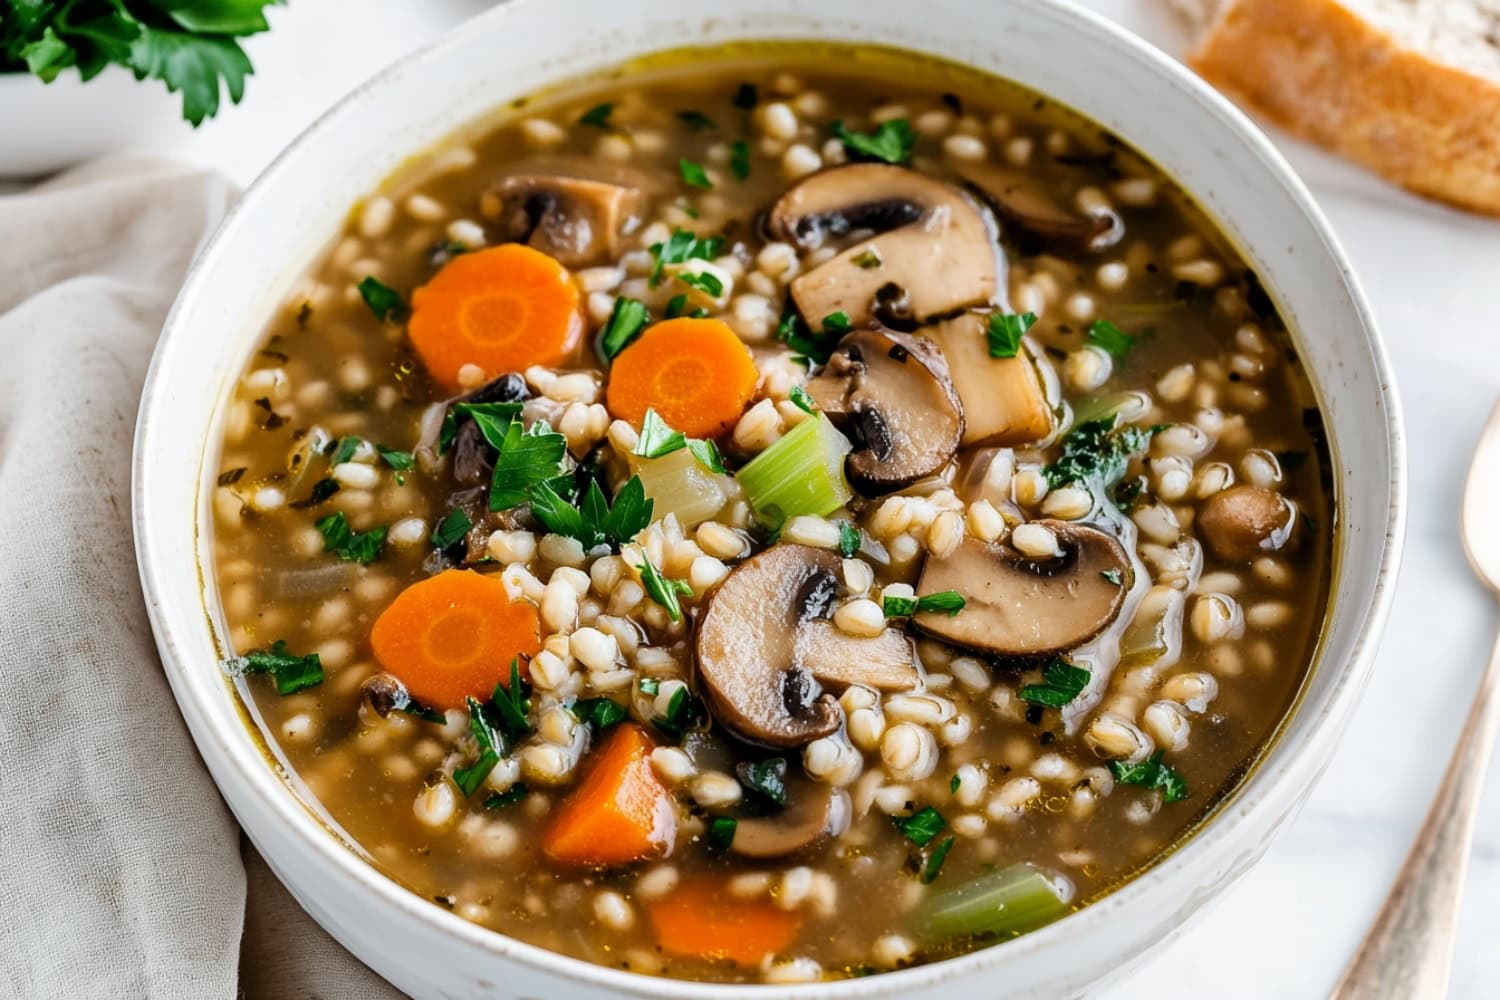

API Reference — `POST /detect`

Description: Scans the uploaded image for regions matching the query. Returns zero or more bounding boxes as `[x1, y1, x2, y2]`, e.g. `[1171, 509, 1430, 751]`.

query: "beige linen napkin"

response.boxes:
[0, 159, 401, 1000]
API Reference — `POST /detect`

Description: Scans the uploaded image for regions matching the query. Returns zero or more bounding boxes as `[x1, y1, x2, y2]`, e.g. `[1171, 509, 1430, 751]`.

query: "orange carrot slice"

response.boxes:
[542, 723, 676, 867]
[605, 317, 758, 438]
[646, 877, 803, 965]
[369, 569, 540, 710]
[408, 243, 582, 391]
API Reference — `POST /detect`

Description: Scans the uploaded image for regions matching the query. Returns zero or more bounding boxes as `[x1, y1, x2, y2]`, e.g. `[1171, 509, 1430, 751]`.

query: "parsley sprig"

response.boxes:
[633, 409, 728, 474]
[528, 475, 653, 552]
[1019, 658, 1091, 708]
[832, 118, 916, 165]
[1043, 416, 1155, 491]
[314, 512, 386, 566]
[987, 311, 1036, 359]
[1111, 752, 1189, 803]
[225, 640, 324, 695]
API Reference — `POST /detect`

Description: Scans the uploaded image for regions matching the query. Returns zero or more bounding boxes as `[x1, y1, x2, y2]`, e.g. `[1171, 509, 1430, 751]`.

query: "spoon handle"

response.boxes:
[1329, 627, 1500, 1000]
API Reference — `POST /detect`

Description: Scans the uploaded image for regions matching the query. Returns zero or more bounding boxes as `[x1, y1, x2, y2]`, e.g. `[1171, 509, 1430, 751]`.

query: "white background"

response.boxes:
[131, 1, 1500, 995]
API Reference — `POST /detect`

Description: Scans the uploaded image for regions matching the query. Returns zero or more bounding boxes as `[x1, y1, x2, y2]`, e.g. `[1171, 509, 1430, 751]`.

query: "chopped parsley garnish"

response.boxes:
[652, 686, 696, 740]
[314, 512, 386, 566]
[635, 409, 688, 459]
[838, 520, 861, 558]
[950, 773, 962, 795]
[1043, 416, 1154, 491]
[707, 816, 738, 851]
[229, 640, 324, 695]
[687, 438, 727, 474]
[678, 157, 713, 190]
[488, 420, 568, 511]
[487, 659, 533, 741]
[570, 697, 627, 731]
[664, 294, 690, 319]
[484, 785, 529, 810]
[431, 507, 472, 550]
[357, 276, 407, 322]
[444, 400, 524, 454]
[789, 385, 817, 414]
[527, 475, 653, 552]
[833, 118, 916, 165]
[676, 269, 723, 298]
[578, 102, 613, 128]
[1101, 568, 1123, 586]
[1019, 658, 1091, 708]
[637, 555, 692, 622]
[921, 835, 956, 884]
[329, 435, 361, 465]
[377, 445, 414, 484]
[893, 806, 945, 846]
[987, 311, 1036, 359]
[648, 228, 725, 286]
[217, 467, 246, 487]
[852, 249, 882, 269]
[599, 297, 649, 360]
[677, 109, 717, 130]
[731, 82, 758, 109]
[453, 695, 504, 796]
[736, 757, 788, 806]
[775, 308, 837, 365]
[729, 139, 751, 180]
[1111, 751, 1189, 803]
[821, 310, 852, 334]
[290, 477, 340, 509]
[883, 591, 967, 617]
[1086, 319, 1134, 358]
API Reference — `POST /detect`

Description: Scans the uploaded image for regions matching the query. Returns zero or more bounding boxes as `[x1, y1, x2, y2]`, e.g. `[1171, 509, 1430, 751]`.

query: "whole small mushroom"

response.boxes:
[1198, 485, 1297, 561]
[729, 781, 853, 859]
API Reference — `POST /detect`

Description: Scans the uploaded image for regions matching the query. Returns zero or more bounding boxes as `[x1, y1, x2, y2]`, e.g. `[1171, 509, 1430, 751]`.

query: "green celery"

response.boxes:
[735, 414, 852, 529]
[917, 862, 1072, 941]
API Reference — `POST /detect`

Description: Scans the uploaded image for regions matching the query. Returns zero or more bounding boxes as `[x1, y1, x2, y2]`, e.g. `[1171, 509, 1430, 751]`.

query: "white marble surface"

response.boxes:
[128, 1, 1500, 995]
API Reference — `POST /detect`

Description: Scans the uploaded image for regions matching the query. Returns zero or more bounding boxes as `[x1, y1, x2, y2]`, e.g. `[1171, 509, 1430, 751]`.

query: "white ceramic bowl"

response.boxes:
[133, 0, 1405, 996]
[0, 67, 182, 178]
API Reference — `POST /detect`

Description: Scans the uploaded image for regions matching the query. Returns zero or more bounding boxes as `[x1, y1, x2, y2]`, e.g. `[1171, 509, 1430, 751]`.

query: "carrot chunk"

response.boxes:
[408, 243, 583, 391]
[542, 723, 676, 867]
[605, 317, 758, 438]
[646, 877, 803, 965]
[369, 569, 540, 710]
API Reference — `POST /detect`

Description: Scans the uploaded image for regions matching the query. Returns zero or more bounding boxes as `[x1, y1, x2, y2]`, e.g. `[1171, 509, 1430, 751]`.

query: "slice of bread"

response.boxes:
[1170, 0, 1500, 216]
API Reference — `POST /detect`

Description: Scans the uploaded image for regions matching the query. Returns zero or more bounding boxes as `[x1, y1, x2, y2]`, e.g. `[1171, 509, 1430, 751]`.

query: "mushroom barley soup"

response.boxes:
[212, 47, 1332, 984]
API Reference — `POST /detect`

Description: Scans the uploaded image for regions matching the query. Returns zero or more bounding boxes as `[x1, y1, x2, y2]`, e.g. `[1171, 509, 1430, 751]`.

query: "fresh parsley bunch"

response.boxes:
[0, 0, 282, 125]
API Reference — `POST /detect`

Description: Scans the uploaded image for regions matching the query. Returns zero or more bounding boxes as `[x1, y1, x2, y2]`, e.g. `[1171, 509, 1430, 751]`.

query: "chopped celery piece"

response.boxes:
[918, 862, 1073, 941]
[633, 447, 731, 528]
[1118, 585, 1184, 669]
[1073, 390, 1152, 427]
[736, 413, 852, 528]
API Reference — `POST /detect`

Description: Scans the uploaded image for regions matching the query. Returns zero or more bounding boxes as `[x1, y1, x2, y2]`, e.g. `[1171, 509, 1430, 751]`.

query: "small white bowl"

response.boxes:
[133, 0, 1405, 996]
[0, 67, 181, 178]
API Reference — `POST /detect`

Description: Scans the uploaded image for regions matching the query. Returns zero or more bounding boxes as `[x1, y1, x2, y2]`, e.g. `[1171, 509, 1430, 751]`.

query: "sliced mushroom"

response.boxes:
[914, 520, 1132, 656]
[491, 170, 643, 267]
[957, 162, 1116, 251]
[730, 782, 852, 859]
[694, 545, 843, 748]
[795, 621, 920, 692]
[767, 163, 1001, 328]
[924, 312, 1058, 448]
[804, 328, 964, 494]
[1198, 485, 1297, 561]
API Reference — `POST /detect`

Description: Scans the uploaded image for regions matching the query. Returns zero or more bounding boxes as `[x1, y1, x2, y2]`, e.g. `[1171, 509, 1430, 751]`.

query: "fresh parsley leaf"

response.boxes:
[489, 420, 567, 511]
[664, 293, 690, 319]
[289, 477, 340, 509]
[1044, 416, 1154, 491]
[637, 555, 692, 622]
[731, 82, 758, 109]
[736, 757, 788, 806]
[852, 249, 882, 269]
[707, 815, 737, 851]
[377, 445, 414, 472]
[453, 696, 503, 796]
[451, 401, 524, 453]
[329, 436, 361, 465]
[635, 408, 688, 459]
[686, 438, 727, 474]
[599, 296, 649, 360]
[357, 276, 406, 322]
[578, 102, 613, 128]
[230, 640, 324, 695]
[431, 508, 472, 550]
[487, 659, 533, 740]
[528, 475, 652, 552]
[922, 835, 956, 884]
[1111, 751, 1189, 803]
[730, 139, 751, 180]
[484, 785, 529, 810]
[652, 686, 696, 740]
[821, 311, 852, 334]
[1087, 319, 1134, 358]
[1101, 568, 1123, 586]
[125, 24, 261, 126]
[676, 269, 723, 298]
[950, 773, 962, 795]
[789, 385, 817, 414]
[648, 228, 724, 286]
[838, 521, 861, 558]
[570, 697, 627, 731]
[398, 699, 448, 725]
[833, 118, 916, 165]
[987, 312, 1036, 359]
[678, 157, 712, 190]
[677, 109, 716, 130]
[774, 307, 836, 365]
[893, 806, 945, 847]
[314, 512, 386, 566]
[1020, 658, 1092, 708]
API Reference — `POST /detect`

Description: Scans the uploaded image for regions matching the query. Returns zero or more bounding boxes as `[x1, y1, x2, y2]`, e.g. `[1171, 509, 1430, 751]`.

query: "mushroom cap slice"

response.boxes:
[767, 163, 1001, 328]
[914, 520, 1133, 656]
[730, 782, 852, 859]
[796, 621, 920, 692]
[957, 162, 1114, 250]
[694, 545, 843, 749]
[924, 313, 1058, 448]
[804, 328, 964, 494]
[492, 171, 643, 267]
[1198, 485, 1297, 562]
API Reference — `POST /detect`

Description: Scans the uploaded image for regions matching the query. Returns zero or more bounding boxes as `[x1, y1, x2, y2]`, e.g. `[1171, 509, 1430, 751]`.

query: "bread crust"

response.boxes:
[1187, 0, 1500, 216]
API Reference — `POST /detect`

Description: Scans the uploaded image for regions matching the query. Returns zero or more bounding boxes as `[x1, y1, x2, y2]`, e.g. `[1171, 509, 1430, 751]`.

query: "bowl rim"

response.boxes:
[133, 0, 1406, 995]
